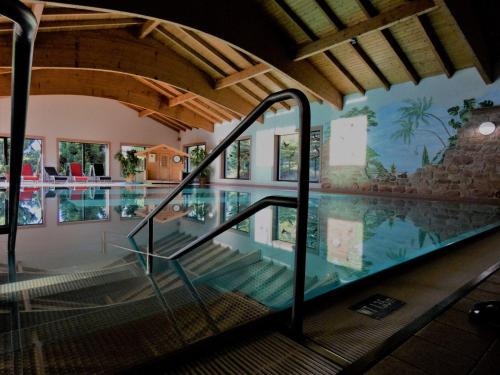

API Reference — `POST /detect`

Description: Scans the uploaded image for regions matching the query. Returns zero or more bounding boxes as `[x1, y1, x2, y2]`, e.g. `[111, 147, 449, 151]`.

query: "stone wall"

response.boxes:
[322, 106, 500, 201]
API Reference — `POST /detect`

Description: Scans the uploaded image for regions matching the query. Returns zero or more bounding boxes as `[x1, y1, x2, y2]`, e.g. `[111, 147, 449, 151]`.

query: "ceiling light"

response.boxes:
[478, 121, 496, 136]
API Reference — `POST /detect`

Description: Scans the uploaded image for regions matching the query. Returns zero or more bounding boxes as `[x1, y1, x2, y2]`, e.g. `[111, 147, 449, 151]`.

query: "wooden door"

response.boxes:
[159, 153, 170, 181]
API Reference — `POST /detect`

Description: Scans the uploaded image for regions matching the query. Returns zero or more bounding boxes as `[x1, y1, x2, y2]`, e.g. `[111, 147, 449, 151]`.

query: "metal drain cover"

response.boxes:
[350, 294, 405, 320]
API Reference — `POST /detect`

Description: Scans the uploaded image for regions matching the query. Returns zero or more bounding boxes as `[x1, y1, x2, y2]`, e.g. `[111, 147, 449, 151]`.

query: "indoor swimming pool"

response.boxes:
[2, 185, 499, 302]
[1, 185, 499, 367]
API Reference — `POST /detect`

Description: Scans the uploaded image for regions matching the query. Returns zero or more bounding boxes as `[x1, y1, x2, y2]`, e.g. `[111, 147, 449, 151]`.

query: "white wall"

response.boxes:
[0, 95, 180, 179]
[181, 110, 321, 189]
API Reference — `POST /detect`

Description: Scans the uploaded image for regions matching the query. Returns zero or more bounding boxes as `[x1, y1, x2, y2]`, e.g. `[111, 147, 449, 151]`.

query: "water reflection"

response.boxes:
[58, 187, 110, 223]
[221, 191, 250, 233]
[0, 186, 498, 291]
[114, 188, 146, 218]
[183, 190, 213, 222]
[19, 188, 44, 226]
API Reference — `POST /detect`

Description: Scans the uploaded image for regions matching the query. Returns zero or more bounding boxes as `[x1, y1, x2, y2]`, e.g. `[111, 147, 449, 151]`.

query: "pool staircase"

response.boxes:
[0, 231, 329, 373]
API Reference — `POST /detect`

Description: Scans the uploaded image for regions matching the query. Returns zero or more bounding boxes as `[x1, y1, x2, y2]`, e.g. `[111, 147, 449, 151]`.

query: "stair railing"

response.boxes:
[0, 0, 37, 283]
[128, 88, 311, 337]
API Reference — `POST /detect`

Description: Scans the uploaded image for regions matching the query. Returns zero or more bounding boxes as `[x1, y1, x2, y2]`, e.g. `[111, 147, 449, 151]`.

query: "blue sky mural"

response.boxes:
[316, 68, 500, 174]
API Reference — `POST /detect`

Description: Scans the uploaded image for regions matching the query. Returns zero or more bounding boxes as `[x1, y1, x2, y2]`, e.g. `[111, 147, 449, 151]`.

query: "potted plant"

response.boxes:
[189, 147, 211, 186]
[114, 150, 141, 183]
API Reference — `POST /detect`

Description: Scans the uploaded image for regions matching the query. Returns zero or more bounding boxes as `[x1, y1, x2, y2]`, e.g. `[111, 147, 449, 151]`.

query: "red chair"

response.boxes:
[21, 163, 39, 182]
[69, 163, 90, 182]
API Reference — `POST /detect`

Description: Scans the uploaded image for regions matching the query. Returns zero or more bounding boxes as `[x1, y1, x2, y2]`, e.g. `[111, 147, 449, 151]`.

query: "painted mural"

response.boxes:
[198, 68, 500, 200]
[319, 68, 500, 200]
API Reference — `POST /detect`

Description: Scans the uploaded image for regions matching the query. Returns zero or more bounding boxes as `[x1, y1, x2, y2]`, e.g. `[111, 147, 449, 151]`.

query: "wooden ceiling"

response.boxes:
[0, 0, 495, 133]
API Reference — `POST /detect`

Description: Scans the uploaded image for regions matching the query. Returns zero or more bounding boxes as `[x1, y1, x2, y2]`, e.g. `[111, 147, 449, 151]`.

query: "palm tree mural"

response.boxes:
[392, 97, 495, 164]
[391, 97, 449, 150]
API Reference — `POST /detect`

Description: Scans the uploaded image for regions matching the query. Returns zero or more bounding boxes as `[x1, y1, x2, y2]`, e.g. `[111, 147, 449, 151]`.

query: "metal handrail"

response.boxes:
[127, 89, 310, 238]
[168, 196, 297, 260]
[0, 0, 37, 283]
[130, 88, 311, 337]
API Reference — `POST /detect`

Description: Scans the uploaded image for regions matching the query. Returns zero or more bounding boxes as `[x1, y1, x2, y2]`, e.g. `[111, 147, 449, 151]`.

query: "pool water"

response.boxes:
[1, 186, 499, 305]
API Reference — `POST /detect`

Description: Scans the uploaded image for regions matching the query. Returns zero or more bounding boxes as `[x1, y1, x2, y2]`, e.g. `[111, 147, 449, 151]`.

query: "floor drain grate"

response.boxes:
[350, 294, 405, 320]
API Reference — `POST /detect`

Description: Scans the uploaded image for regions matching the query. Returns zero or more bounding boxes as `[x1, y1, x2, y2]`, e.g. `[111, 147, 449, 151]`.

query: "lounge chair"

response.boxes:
[91, 163, 111, 181]
[44, 167, 68, 183]
[22, 163, 38, 182]
[69, 163, 90, 183]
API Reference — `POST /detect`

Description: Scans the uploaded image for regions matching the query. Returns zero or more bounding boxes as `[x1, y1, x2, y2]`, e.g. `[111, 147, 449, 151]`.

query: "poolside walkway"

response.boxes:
[367, 269, 500, 375]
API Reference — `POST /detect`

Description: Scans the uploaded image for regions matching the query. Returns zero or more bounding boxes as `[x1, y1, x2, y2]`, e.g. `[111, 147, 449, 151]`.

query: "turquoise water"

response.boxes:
[2, 186, 499, 306]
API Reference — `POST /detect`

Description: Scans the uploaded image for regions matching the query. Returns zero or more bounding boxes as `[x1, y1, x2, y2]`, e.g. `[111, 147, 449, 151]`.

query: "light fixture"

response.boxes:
[478, 121, 496, 135]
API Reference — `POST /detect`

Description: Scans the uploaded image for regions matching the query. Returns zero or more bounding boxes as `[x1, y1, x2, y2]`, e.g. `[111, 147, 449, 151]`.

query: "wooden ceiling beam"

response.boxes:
[350, 38, 390, 90]
[139, 19, 160, 39]
[276, 0, 365, 95]
[415, 15, 455, 78]
[354, 0, 420, 85]
[34, 18, 141, 33]
[315, 0, 390, 91]
[164, 116, 193, 130]
[150, 114, 184, 132]
[197, 97, 240, 121]
[193, 99, 233, 122]
[134, 76, 172, 103]
[169, 92, 198, 107]
[441, 0, 494, 84]
[162, 83, 225, 123]
[0, 69, 214, 131]
[215, 63, 272, 90]
[295, 0, 437, 61]
[43, 0, 343, 108]
[166, 25, 284, 112]
[138, 108, 154, 117]
[0, 28, 255, 117]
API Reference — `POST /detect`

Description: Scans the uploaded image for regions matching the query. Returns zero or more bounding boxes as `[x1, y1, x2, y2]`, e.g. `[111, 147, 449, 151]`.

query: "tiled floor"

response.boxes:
[367, 269, 500, 375]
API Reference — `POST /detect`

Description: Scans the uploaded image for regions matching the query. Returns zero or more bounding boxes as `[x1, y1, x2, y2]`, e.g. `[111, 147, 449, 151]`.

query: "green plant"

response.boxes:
[114, 150, 141, 178]
[189, 147, 211, 178]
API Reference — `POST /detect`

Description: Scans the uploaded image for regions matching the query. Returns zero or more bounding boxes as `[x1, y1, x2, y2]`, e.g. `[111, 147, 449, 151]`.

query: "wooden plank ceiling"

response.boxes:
[0, 0, 493, 133]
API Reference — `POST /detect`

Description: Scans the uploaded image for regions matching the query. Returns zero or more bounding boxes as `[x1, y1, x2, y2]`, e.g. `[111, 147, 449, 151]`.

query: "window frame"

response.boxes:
[57, 138, 111, 176]
[222, 137, 251, 180]
[183, 142, 206, 173]
[275, 128, 321, 183]
[119, 143, 151, 174]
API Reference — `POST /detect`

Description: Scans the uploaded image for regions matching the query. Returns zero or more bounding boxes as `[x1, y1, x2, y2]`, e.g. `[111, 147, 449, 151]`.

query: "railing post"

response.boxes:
[0, 0, 37, 283]
[147, 218, 154, 274]
[290, 91, 311, 338]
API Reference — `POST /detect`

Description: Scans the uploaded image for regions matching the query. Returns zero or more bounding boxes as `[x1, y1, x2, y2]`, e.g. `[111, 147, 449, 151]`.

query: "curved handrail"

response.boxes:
[127, 88, 310, 238]
[0, 0, 37, 283]
[168, 196, 297, 260]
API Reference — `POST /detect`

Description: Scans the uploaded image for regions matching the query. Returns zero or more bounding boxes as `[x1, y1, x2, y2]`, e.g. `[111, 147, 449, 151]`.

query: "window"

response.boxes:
[221, 191, 250, 233]
[274, 200, 319, 254]
[277, 130, 321, 182]
[120, 144, 148, 174]
[223, 138, 250, 179]
[0, 136, 43, 177]
[184, 143, 206, 173]
[58, 140, 109, 175]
